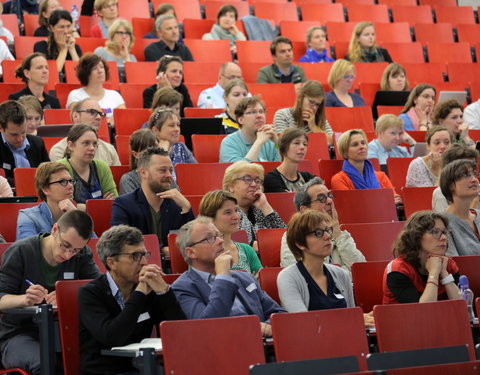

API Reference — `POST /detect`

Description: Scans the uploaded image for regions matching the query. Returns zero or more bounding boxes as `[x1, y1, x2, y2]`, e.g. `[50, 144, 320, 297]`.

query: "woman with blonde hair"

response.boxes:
[94, 19, 137, 67]
[380, 63, 409, 91]
[325, 59, 366, 107]
[299, 26, 334, 63]
[346, 22, 392, 63]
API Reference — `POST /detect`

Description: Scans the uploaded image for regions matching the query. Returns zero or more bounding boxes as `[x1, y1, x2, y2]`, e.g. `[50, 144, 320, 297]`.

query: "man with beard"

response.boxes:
[280, 177, 366, 273]
[110, 147, 194, 255]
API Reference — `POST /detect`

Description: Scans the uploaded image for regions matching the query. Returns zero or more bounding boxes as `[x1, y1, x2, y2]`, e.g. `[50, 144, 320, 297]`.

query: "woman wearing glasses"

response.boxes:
[325, 59, 366, 108]
[383, 210, 461, 304]
[199, 190, 263, 275]
[94, 19, 137, 68]
[277, 209, 374, 325]
[223, 161, 286, 246]
[440, 159, 480, 256]
[17, 162, 78, 240]
[58, 124, 118, 209]
[219, 96, 279, 163]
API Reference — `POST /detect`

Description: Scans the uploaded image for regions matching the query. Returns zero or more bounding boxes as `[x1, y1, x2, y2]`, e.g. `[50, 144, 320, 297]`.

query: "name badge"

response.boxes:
[2, 163, 11, 170]
[137, 311, 150, 323]
[246, 283, 257, 293]
[63, 272, 74, 280]
[91, 190, 102, 198]
[334, 293, 345, 299]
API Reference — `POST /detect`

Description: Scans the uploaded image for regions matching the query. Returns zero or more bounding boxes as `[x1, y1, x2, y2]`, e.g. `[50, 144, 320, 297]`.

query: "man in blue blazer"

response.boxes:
[172, 217, 286, 337]
[110, 147, 194, 255]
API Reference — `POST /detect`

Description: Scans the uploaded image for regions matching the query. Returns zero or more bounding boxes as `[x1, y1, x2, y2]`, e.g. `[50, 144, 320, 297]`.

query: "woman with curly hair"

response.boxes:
[346, 22, 392, 63]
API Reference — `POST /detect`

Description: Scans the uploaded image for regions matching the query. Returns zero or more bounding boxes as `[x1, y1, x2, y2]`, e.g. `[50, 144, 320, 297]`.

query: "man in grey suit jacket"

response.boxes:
[172, 217, 285, 337]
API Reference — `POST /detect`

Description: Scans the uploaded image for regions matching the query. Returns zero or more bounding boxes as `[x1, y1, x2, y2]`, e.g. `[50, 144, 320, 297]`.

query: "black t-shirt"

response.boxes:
[9, 87, 61, 109]
[33, 40, 83, 62]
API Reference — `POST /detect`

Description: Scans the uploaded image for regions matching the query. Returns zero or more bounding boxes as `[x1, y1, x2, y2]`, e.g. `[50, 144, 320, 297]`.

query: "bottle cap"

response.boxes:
[459, 275, 469, 288]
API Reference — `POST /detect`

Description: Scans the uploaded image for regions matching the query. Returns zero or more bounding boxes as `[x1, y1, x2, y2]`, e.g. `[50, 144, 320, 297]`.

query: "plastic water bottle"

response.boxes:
[71, 5, 80, 31]
[205, 95, 214, 109]
[459, 275, 475, 322]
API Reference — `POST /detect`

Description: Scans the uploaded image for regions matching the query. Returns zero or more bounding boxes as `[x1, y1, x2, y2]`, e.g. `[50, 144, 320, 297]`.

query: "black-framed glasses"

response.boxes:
[426, 228, 449, 240]
[47, 179, 76, 187]
[236, 176, 264, 185]
[111, 251, 151, 262]
[114, 31, 131, 37]
[77, 109, 106, 118]
[57, 231, 84, 255]
[308, 227, 334, 238]
[310, 192, 334, 205]
[188, 233, 224, 247]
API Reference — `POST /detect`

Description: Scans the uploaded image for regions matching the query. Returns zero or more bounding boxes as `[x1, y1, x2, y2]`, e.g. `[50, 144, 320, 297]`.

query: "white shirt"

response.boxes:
[66, 88, 125, 118]
[464, 99, 480, 130]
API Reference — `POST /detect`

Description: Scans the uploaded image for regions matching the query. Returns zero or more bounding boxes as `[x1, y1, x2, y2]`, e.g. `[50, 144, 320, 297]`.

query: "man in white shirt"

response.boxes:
[197, 62, 243, 108]
[49, 98, 121, 166]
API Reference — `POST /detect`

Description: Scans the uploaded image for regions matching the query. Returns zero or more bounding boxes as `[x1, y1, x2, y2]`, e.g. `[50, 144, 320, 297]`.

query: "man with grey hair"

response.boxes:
[49, 98, 120, 165]
[144, 14, 194, 62]
[78, 224, 185, 375]
[281, 177, 366, 272]
[172, 217, 285, 337]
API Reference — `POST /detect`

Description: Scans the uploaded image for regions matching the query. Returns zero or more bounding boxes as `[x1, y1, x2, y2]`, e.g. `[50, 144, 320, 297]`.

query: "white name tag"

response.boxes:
[334, 293, 345, 299]
[2, 163, 11, 170]
[137, 311, 150, 323]
[246, 283, 257, 293]
[91, 190, 102, 198]
[63, 272, 74, 280]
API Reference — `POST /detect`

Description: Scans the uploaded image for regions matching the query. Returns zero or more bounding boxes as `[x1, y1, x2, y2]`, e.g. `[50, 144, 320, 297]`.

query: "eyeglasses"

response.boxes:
[47, 178, 76, 187]
[102, 2, 118, 9]
[308, 227, 334, 238]
[236, 176, 264, 185]
[310, 192, 334, 205]
[57, 231, 84, 255]
[188, 233, 224, 247]
[307, 98, 323, 108]
[343, 75, 356, 80]
[76, 109, 106, 118]
[111, 251, 151, 262]
[459, 171, 479, 179]
[427, 228, 449, 240]
[114, 31, 131, 37]
[244, 110, 266, 116]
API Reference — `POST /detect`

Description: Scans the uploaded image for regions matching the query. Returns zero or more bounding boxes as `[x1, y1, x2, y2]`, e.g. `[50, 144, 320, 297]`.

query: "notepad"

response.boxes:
[111, 338, 162, 351]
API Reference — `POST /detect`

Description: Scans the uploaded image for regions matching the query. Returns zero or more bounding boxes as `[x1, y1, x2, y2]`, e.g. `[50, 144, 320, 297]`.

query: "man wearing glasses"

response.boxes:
[0, 210, 100, 374]
[280, 177, 366, 272]
[173, 217, 285, 337]
[78, 225, 185, 374]
[49, 98, 121, 165]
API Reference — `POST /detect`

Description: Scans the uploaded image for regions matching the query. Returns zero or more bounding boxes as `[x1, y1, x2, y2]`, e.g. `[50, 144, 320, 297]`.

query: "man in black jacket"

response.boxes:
[0, 100, 49, 186]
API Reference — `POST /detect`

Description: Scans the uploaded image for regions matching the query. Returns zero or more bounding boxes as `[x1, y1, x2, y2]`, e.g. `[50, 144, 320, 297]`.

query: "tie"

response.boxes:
[114, 289, 126, 310]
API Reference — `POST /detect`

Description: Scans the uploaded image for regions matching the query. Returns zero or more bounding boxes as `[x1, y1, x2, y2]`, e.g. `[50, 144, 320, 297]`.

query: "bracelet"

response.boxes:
[427, 281, 439, 287]
[440, 274, 454, 285]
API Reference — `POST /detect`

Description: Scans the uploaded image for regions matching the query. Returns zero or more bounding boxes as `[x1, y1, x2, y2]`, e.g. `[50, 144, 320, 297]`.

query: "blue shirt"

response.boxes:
[325, 91, 366, 107]
[399, 113, 415, 131]
[16, 201, 54, 240]
[298, 48, 335, 63]
[1, 132, 30, 168]
[367, 139, 412, 165]
[219, 130, 279, 163]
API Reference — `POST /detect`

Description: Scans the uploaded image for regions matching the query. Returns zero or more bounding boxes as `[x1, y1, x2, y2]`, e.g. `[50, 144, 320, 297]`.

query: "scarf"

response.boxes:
[342, 159, 381, 190]
[362, 47, 385, 62]
[303, 48, 334, 62]
[209, 24, 238, 47]
[406, 107, 421, 130]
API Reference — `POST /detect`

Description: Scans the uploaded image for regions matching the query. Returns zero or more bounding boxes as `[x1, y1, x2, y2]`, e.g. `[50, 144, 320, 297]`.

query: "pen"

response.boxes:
[25, 279, 34, 287]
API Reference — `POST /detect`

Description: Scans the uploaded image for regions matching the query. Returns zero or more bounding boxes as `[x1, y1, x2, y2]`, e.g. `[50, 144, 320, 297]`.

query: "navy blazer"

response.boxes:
[172, 268, 286, 321]
[110, 187, 195, 248]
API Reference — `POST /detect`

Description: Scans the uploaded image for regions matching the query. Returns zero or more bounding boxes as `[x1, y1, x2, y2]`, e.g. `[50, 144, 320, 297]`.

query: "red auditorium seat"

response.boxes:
[346, 4, 390, 23]
[391, 5, 434, 24]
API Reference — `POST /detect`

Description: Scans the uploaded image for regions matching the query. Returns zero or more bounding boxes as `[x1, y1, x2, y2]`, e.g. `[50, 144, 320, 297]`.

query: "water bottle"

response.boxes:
[459, 275, 475, 322]
[71, 5, 80, 31]
[205, 95, 214, 109]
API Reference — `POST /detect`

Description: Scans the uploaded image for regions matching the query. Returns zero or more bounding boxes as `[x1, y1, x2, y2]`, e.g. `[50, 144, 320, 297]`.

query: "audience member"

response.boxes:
[0, 100, 49, 186]
[144, 14, 193, 62]
[58, 124, 118, 208]
[143, 56, 193, 116]
[325, 59, 366, 107]
[264, 128, 315, 193]
[274, 80, 333, 145]
[464, 97, 480, 130]
[216, 78, 248, 134]
[34, 10, 82, 72]
[199, 190, 263, 275]
[432, 99, 475, 148]
[383, 210, 460, 304]
[172, 216, 285, 336]
[406, 126, 453, 187]
[35, 0, 61, 36]
[0, 210, 100, 374]
[119, 129, 158, 195]
[223, 161, 286, 245]
[440, 159, 480, 256]
[280, 177, 366, 272]
[66, 53, 126, 126]
[367, 114, 415, 165]
[17, 161, 77, 239]
[331, 129, 401, 203]
[298, 26, 334, 63]
[0, 38, 13, 76]
[111, 147, 194, 255]
[17, 96, 43, 136]
[78, 225, 185, 375]
[257, 36, 306, 85]
[197, 62, 243, 108]
[90, 0, 119, 38]
[94, 18, 137, 68]
[9, 53, 61, 109]
[400, 83, 436, 131]
[346, 22, 392, 63]
[150, 86, 183, 116]
[219, 96, 279, 163]
[49, 98, 120, 166]
[380, 63, 409, 91]
[145, 3, 183, 40]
